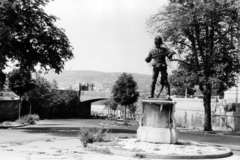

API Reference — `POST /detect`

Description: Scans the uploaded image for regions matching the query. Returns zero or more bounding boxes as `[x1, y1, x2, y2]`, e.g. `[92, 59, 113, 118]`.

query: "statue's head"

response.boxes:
[154, 36, 163, 47]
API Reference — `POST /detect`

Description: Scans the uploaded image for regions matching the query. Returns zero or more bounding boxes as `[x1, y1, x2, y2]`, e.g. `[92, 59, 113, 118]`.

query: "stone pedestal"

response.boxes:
[137, 99, 178, 144]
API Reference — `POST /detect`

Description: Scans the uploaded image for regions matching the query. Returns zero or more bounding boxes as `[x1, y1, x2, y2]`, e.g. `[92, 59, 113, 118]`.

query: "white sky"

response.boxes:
[44, 0, 169, 75]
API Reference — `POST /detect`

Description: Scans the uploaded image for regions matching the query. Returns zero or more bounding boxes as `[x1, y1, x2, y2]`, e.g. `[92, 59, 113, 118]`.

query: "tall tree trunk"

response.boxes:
[203, 90, 212, 131]
[124, 105, 127, 125]
[29, 103, 32, 114]
[110, 107, 112, 121]
[185, 87, 187, 98]
[19, 96, 22, 119]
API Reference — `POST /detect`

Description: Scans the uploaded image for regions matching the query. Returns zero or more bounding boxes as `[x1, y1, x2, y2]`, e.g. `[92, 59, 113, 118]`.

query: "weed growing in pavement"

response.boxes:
[134, 153, 146, 158]
[86, 146, 112, 154]
[78, 127, 109, 147]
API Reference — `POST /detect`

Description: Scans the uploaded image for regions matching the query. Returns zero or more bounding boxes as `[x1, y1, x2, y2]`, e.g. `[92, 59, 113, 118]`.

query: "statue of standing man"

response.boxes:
[145, 36, 174, 99]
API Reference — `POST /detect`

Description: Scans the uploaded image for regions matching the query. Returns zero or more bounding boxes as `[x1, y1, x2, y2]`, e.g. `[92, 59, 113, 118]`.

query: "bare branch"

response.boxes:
[214, 29, 232, 44]
[176, 41, 192, 49]
[171, 59, 191, 66]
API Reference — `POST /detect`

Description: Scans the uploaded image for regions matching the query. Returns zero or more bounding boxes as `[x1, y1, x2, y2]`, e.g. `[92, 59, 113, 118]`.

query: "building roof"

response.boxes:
[0, 91, 19, 100]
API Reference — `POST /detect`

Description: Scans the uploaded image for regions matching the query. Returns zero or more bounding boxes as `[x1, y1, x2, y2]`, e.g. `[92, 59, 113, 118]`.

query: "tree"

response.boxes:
[147, 1, 240, 131]
[0, 0, 73, 82]
[128, 104, 137, 120]
[0, 70, 6, 90]
[104, 99, 118, 119]
[49, 88, 80, 118]
[169, 69, 196, 97]
[104, 100, 112, 116]
[8, 69, 36, 118]
[51, 79, 59, 90]
[28, 74, 53, 114]
[112, 73, 139, 124]
[28, 74, 80, 118]
[110, 99, 118, 115]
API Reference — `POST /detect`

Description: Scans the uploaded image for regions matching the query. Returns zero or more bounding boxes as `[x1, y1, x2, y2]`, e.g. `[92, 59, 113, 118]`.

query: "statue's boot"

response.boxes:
[149, 85, 155, 98]
[166, 83, 171, 99]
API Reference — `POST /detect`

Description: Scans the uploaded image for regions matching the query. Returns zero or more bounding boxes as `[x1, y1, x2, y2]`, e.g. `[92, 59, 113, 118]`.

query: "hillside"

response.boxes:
[42, 70, 152, 93]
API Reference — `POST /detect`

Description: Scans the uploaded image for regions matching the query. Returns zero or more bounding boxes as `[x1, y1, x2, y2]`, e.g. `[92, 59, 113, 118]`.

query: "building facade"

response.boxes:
[170, 0, 235, 4]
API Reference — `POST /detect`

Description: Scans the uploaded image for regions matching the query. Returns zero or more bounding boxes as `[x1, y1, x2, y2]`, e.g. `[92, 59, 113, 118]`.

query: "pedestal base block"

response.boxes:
[137, 127, 178, 144]
[170, 128, 178, 144]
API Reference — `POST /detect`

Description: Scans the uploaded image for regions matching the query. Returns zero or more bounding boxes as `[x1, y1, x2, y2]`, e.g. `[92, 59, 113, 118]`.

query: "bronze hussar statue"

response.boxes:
[145, 36, 174, 98]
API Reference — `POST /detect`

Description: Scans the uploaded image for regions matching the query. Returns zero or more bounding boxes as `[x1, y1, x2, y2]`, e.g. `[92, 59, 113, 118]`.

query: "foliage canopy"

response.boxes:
[0, 0, 73, 73]
[112, 73, 139, 123]
[169, 69, 196, 96]
[112, 73, 139, 106]
[8, 69, 35, 97]
[27, 74, 79, 118]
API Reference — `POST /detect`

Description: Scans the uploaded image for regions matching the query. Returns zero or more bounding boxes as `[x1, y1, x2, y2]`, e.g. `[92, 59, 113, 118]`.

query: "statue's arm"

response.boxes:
[167, 51, 175, 60]
[145, 52, 152, 63]
[163, 47, 175, 60]
[160, 44, 175, 60]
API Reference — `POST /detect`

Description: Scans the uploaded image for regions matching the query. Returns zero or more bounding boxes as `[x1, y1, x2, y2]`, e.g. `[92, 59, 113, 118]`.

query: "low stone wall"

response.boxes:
[23, 101, 91, 119]
[0, 100, 19, 122]
[173, 98, 204, 129]
[173, 98, 240, 131]
[211, 102, 240, 131]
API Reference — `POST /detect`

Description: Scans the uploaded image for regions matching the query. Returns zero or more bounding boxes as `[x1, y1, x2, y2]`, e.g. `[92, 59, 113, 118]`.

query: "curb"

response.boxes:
[100, 122, 138, 128]
[0, 123, 30, 129]
[177, 128, 240, 137]
[100, 123, 118, 127]
[87, 142, 232, 159]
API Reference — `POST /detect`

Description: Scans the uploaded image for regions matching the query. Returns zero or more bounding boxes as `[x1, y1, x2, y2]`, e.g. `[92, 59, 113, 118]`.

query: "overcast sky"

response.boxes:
[44, 0, 169, 75]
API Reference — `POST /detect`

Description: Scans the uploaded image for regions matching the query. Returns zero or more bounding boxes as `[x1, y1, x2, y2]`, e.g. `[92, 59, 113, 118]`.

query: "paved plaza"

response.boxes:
[0, 119, 240, 160]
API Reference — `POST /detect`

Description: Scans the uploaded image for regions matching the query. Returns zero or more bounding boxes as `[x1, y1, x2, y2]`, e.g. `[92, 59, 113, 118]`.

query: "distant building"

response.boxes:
[170, 0, 235, 4]
[79, 83, 94, 98]
[79, 83, 94, 91]
[225, 83, 240, 103]
[0, 91, 19, 100]
[0, 91, 19, 121]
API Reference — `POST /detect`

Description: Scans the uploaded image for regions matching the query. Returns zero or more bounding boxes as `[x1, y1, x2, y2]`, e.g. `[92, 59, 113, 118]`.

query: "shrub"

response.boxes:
[2, 121, 13, 126]
[135, 153, 146, 159]
[16, 114, 40, 124]
[30, 114, 40, 121]
[78, 127, 108, 147]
